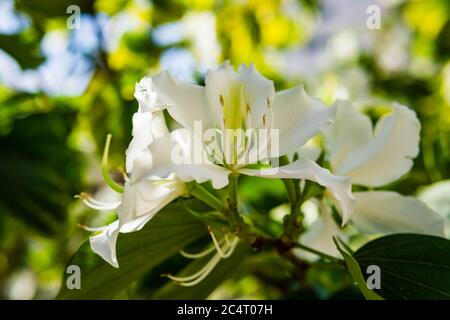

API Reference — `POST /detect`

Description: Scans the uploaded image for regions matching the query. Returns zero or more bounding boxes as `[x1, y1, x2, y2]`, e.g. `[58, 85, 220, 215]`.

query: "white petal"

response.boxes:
[352, 191, 445, 237]
[237, 63, 275, 129]
[204, 62, 238, 128]
[296, 139, 322, 162]
[324, 100, 372, 174]
[89, 178, 186, 268]
[325, 102, 420, 187]
[89, 221, 121, 268]
[295, 203, 344, 261]
[418, 180, 450, 218]
[118, 179, 185, 227]
[134, 76, 161, 112]
[240, 158, 355, 225]
[204, 63, 275, 130]
[271, 85, 335, 157]
[188, 165, 230, 189]
[418, 180, 450, 237]
[152, 71, 217, 131]
[132, 130, 231, 189]
[125, 110, 168, 173]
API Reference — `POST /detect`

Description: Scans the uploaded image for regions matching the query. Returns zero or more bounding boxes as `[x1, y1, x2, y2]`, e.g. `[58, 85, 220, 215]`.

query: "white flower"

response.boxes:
[300, 101, 445, 259]
[79, 78, 187, 268]
[136, 62, 355, 224]
[87, 173, 187, 268]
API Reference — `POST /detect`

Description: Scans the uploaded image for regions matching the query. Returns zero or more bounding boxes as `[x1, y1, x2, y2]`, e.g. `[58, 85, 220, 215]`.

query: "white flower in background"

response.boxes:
[78, 78, 187, 268]
[136, 62, 355, 224]
[418, 180, 450, 237]
[298, 101, 445, 259]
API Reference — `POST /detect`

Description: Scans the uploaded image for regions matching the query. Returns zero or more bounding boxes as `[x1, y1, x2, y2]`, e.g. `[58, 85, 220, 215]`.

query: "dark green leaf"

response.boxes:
[57, 201, 207, 299]
[15, 0, 93, 32]
[0, 111, 81, 236]
[354, 234, 450, 300]
[0, 34, 44, 69]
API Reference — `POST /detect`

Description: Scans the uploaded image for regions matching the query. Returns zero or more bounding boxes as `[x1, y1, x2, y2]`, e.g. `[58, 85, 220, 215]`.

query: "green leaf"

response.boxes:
[333, 237, 383, 300]
[0, 111, 81, 236]
[354, 233, 450, 300]
[0, 34, 44, 69]
[57, 201, 207, 299]
[152, 244, 251, 299]
[15, 0, 92, 31]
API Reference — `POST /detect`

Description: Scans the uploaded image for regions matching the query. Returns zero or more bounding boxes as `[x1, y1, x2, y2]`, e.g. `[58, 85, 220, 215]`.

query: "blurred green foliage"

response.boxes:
[1, 0, 450, 299]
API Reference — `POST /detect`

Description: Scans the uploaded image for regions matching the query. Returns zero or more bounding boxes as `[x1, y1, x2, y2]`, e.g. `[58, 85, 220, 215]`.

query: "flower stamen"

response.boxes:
[76, 223, 109, 232]
[75, 193, 121, 211]
[208, 226, 232, 258]
[179, 243, 217, 259]
[164, 232, 239, 286]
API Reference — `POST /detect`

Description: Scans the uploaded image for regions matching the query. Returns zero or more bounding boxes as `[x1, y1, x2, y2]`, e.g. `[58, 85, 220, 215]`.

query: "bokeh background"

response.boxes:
[1, 0, 450, 299]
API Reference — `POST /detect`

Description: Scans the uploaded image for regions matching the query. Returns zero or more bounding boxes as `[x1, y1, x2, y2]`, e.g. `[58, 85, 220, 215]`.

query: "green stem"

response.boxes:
[228, 172, 239, 209]
[279, 155, 296, 203]
[281, 158, 303, 241]
[294, 243, 344, 264]
[102, 134, 124, 193]
[224, 172, 258, 243]
[188, 183, 226, 212]
[226, 172, 242, 230]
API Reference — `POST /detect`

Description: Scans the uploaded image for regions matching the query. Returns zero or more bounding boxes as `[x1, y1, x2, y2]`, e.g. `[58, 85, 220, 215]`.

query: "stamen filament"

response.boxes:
[224, 234, 232, 247]
[165, 234, 239, 286]
[177, 254, 222, 287]
[75, 194, 121, 210]
[179, 243, 216, 259]
[208, 226, 231, 258]
[165, 253, 221, 283]
[221, 237, 239, 258]
[76, 223, 109, 232]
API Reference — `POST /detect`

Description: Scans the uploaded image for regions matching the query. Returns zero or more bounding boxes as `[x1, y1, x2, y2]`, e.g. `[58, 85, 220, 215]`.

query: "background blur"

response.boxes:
[1, 0, 450, 299]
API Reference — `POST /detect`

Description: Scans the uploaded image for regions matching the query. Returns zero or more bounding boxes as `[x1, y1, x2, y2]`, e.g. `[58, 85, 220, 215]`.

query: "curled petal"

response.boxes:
[240, 158, 355, 225]
[125, 110, 168, 173]
[89, 221, 121, 268]
[89, 178, 186, 268]
[134, 76, 161, 112]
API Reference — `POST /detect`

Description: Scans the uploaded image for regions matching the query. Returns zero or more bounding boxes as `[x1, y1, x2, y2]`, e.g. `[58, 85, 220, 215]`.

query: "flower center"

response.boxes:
[214, 83, 274, 167]
[219, 82, 248, 130]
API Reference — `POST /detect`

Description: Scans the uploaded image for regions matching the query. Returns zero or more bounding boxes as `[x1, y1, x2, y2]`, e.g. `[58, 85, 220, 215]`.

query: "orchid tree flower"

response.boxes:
[298, 101, 445, 259]
[78, 78, 188, 268]
[134, 62, 355, 225]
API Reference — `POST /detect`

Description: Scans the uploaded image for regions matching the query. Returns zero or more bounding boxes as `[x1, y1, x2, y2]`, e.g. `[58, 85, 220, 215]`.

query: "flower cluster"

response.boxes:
[79, 63, 444, 282]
